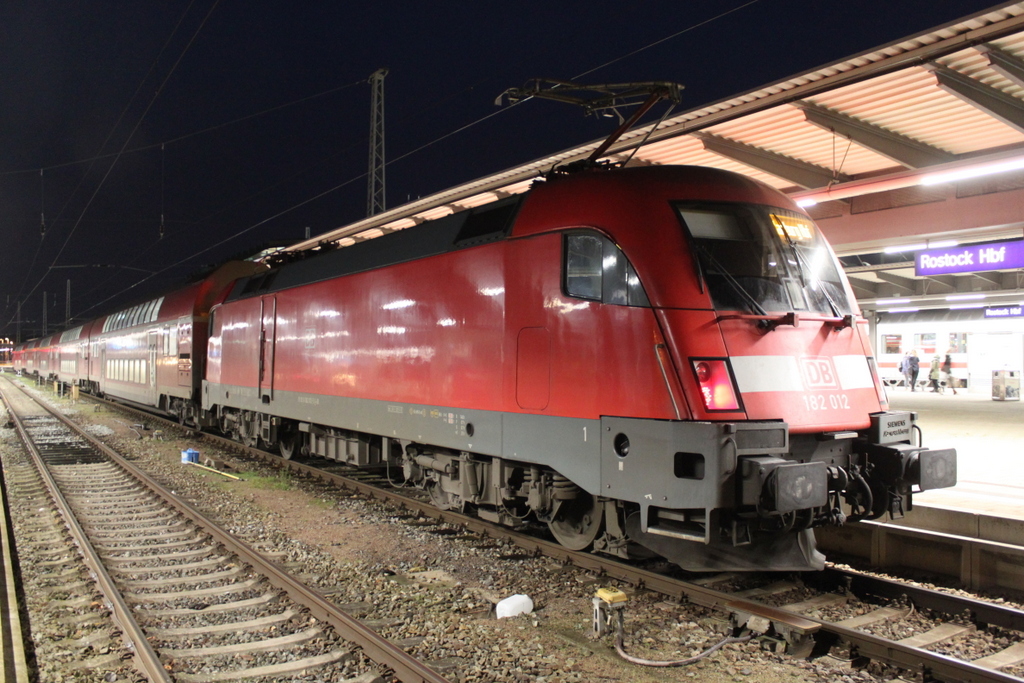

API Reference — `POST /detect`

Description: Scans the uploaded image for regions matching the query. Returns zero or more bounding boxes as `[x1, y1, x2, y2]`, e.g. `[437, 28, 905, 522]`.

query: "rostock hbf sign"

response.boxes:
[916, 239, 1024, 276]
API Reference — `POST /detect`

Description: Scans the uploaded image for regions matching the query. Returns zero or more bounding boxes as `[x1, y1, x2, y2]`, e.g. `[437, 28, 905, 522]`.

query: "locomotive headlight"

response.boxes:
[694, 361, 712, 383]
[690, 358, 742, 411]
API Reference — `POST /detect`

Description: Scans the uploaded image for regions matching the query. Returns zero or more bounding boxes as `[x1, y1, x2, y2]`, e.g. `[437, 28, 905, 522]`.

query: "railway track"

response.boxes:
[0, 375, 451, 683]
[26, 378, 1024, 683]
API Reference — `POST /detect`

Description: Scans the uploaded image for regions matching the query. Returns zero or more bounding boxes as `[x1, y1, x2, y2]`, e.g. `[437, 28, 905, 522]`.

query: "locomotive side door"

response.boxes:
[259, 296, 276, 402]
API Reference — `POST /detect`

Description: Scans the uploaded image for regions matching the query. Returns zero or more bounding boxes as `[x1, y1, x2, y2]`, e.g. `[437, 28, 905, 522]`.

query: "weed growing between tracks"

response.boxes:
[237, 471, 293, 491]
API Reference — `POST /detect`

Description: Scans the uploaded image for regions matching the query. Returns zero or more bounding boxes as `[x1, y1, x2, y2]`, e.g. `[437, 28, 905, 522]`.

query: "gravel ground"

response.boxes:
[0, 423, 138, 682]
[5, 380, 1012, 683]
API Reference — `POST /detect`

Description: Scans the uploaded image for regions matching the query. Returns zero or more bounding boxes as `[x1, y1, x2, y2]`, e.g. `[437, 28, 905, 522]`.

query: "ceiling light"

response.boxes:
[796, 198, 817, 208]
[789, 149, 1024, 206]
[946, 294, 986, 301]
[885, 307, 920, 313]
[921, 156, 1024, 186]
[883, 243, 927, 254]
[949, 303, 985, 310]
[876, 298, 911, 305]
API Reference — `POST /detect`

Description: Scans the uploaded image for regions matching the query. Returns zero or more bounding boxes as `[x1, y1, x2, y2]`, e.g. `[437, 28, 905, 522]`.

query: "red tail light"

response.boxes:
[866, 356, 889, 410]
[691, 358, 742, 411]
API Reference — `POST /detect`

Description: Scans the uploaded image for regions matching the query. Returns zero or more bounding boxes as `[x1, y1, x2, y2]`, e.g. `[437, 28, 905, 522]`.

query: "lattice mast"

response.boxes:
[367, 68, 389, 216]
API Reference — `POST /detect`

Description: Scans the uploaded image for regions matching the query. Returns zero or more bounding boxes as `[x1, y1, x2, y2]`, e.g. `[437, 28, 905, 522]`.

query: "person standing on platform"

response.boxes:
[900, 352, 913, 389]
[908, 350, 920, 391]
[929, 355, 941, 392]
[942, 349, 957, 395]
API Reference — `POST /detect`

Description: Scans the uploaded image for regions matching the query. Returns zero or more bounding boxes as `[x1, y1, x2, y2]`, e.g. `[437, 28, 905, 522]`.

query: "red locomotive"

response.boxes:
[15, 165, 957, 571]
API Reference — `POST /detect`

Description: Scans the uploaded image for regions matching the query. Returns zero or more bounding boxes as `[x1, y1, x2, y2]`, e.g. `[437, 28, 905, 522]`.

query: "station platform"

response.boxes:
[813, 390, 1023, 590]
[888, 390, 1024, 520]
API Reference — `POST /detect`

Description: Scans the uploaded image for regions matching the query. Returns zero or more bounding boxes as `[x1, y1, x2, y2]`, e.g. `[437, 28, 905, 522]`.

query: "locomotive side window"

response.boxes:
[676, 203, 851, 316]
[564, 232, 650, 306]
[565, 235, 603, 301]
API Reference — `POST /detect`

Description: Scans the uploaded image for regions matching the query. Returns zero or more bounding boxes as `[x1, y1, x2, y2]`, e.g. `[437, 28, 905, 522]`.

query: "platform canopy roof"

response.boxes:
[288, 2, 1024, 311]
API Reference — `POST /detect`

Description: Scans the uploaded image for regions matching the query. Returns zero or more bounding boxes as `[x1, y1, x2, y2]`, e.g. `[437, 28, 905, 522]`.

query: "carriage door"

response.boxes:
[259, 296, 276, 402]
[178, 317, 193, 387]
[148, 330, 159, 403]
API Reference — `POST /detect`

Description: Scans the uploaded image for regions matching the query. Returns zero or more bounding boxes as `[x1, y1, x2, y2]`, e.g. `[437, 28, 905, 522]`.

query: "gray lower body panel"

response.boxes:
[204, 382, 603, 494]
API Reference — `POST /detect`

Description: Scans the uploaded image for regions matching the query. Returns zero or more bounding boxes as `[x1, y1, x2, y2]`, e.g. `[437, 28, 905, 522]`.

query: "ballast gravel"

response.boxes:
[2, 381, 1017, 683]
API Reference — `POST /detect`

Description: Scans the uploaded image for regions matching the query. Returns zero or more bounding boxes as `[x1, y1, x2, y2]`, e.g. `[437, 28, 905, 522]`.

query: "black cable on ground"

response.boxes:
[614, 624, 752, 668]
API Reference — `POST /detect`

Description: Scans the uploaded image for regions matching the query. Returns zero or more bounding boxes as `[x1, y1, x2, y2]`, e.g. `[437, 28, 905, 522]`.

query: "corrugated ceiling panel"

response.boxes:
[704, 106, 895, 175]
[810, 67, 1024, 154]
[938, 47, 1024, 100]
[636, 137, 792, 188]
[812, 69, 940, 116]
[990, 31, 1024, 55]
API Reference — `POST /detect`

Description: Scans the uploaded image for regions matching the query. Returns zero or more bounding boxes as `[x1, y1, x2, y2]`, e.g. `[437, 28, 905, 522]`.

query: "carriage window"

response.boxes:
[564, 233, 649, 306]
[915, 333, 936, 355]
[883, 334, 902, 354]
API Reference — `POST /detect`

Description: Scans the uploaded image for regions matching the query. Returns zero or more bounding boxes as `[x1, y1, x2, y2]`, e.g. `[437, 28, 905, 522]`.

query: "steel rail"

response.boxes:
[808, 567, 1024, 633]
[0, 380, 172, 683]
[0, 403, 31, 683]
[224, 443, 1024, 683]
[6, 381, 451, 683]
[79, 390, 1024, 683]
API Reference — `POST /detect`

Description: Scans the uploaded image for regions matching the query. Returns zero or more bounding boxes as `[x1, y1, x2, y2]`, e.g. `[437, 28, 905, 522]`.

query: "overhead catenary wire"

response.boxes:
[573, 0, 763, 80]
[39, 169, 45, 235]
[71, 172, 369, 320]
[149, 1, 768, 258]
[3, 0, 218, 332]
[0, 78, 367, 178]
[43, 0, 221, 272]
[9, 71, 505, 321]
[9, 0, 764, 336]
[159, 144, 166, 240]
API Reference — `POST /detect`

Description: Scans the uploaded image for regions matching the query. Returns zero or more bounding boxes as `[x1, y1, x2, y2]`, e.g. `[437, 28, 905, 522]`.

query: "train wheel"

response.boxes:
[427, 481, 457, 511]
[548, 492, 603, 550]
[279, 425, 298, 460]
[237, 414, 257, 448]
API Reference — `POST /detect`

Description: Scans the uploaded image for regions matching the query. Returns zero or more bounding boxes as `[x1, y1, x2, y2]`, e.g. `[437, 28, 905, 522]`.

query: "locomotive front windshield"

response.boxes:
[676, 203, 852, 316]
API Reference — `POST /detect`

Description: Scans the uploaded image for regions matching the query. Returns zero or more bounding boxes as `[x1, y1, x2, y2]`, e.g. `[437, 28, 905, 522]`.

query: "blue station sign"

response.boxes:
[916, 239, 1024, 276]
[985, 305, 1024, 318]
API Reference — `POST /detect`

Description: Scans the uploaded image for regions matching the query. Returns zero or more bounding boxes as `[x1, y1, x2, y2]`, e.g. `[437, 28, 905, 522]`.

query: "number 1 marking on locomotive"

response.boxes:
[583, 427, 587, 442]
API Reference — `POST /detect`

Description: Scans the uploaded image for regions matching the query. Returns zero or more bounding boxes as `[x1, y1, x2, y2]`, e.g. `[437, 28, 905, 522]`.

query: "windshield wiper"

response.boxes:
[696, 245, 767, 316]
[780, 231, 846, 322]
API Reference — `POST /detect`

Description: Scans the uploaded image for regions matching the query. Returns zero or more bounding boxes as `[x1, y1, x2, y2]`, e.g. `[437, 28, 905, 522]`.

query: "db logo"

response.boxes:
[801, 356, 838, 388]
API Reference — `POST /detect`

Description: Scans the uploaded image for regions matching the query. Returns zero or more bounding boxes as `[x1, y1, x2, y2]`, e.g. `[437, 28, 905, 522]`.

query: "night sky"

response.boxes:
[0, 0, 999, 340]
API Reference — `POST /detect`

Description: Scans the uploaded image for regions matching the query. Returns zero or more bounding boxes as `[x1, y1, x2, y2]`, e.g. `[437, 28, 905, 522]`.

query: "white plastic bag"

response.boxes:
[495, 594, 533, 619]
